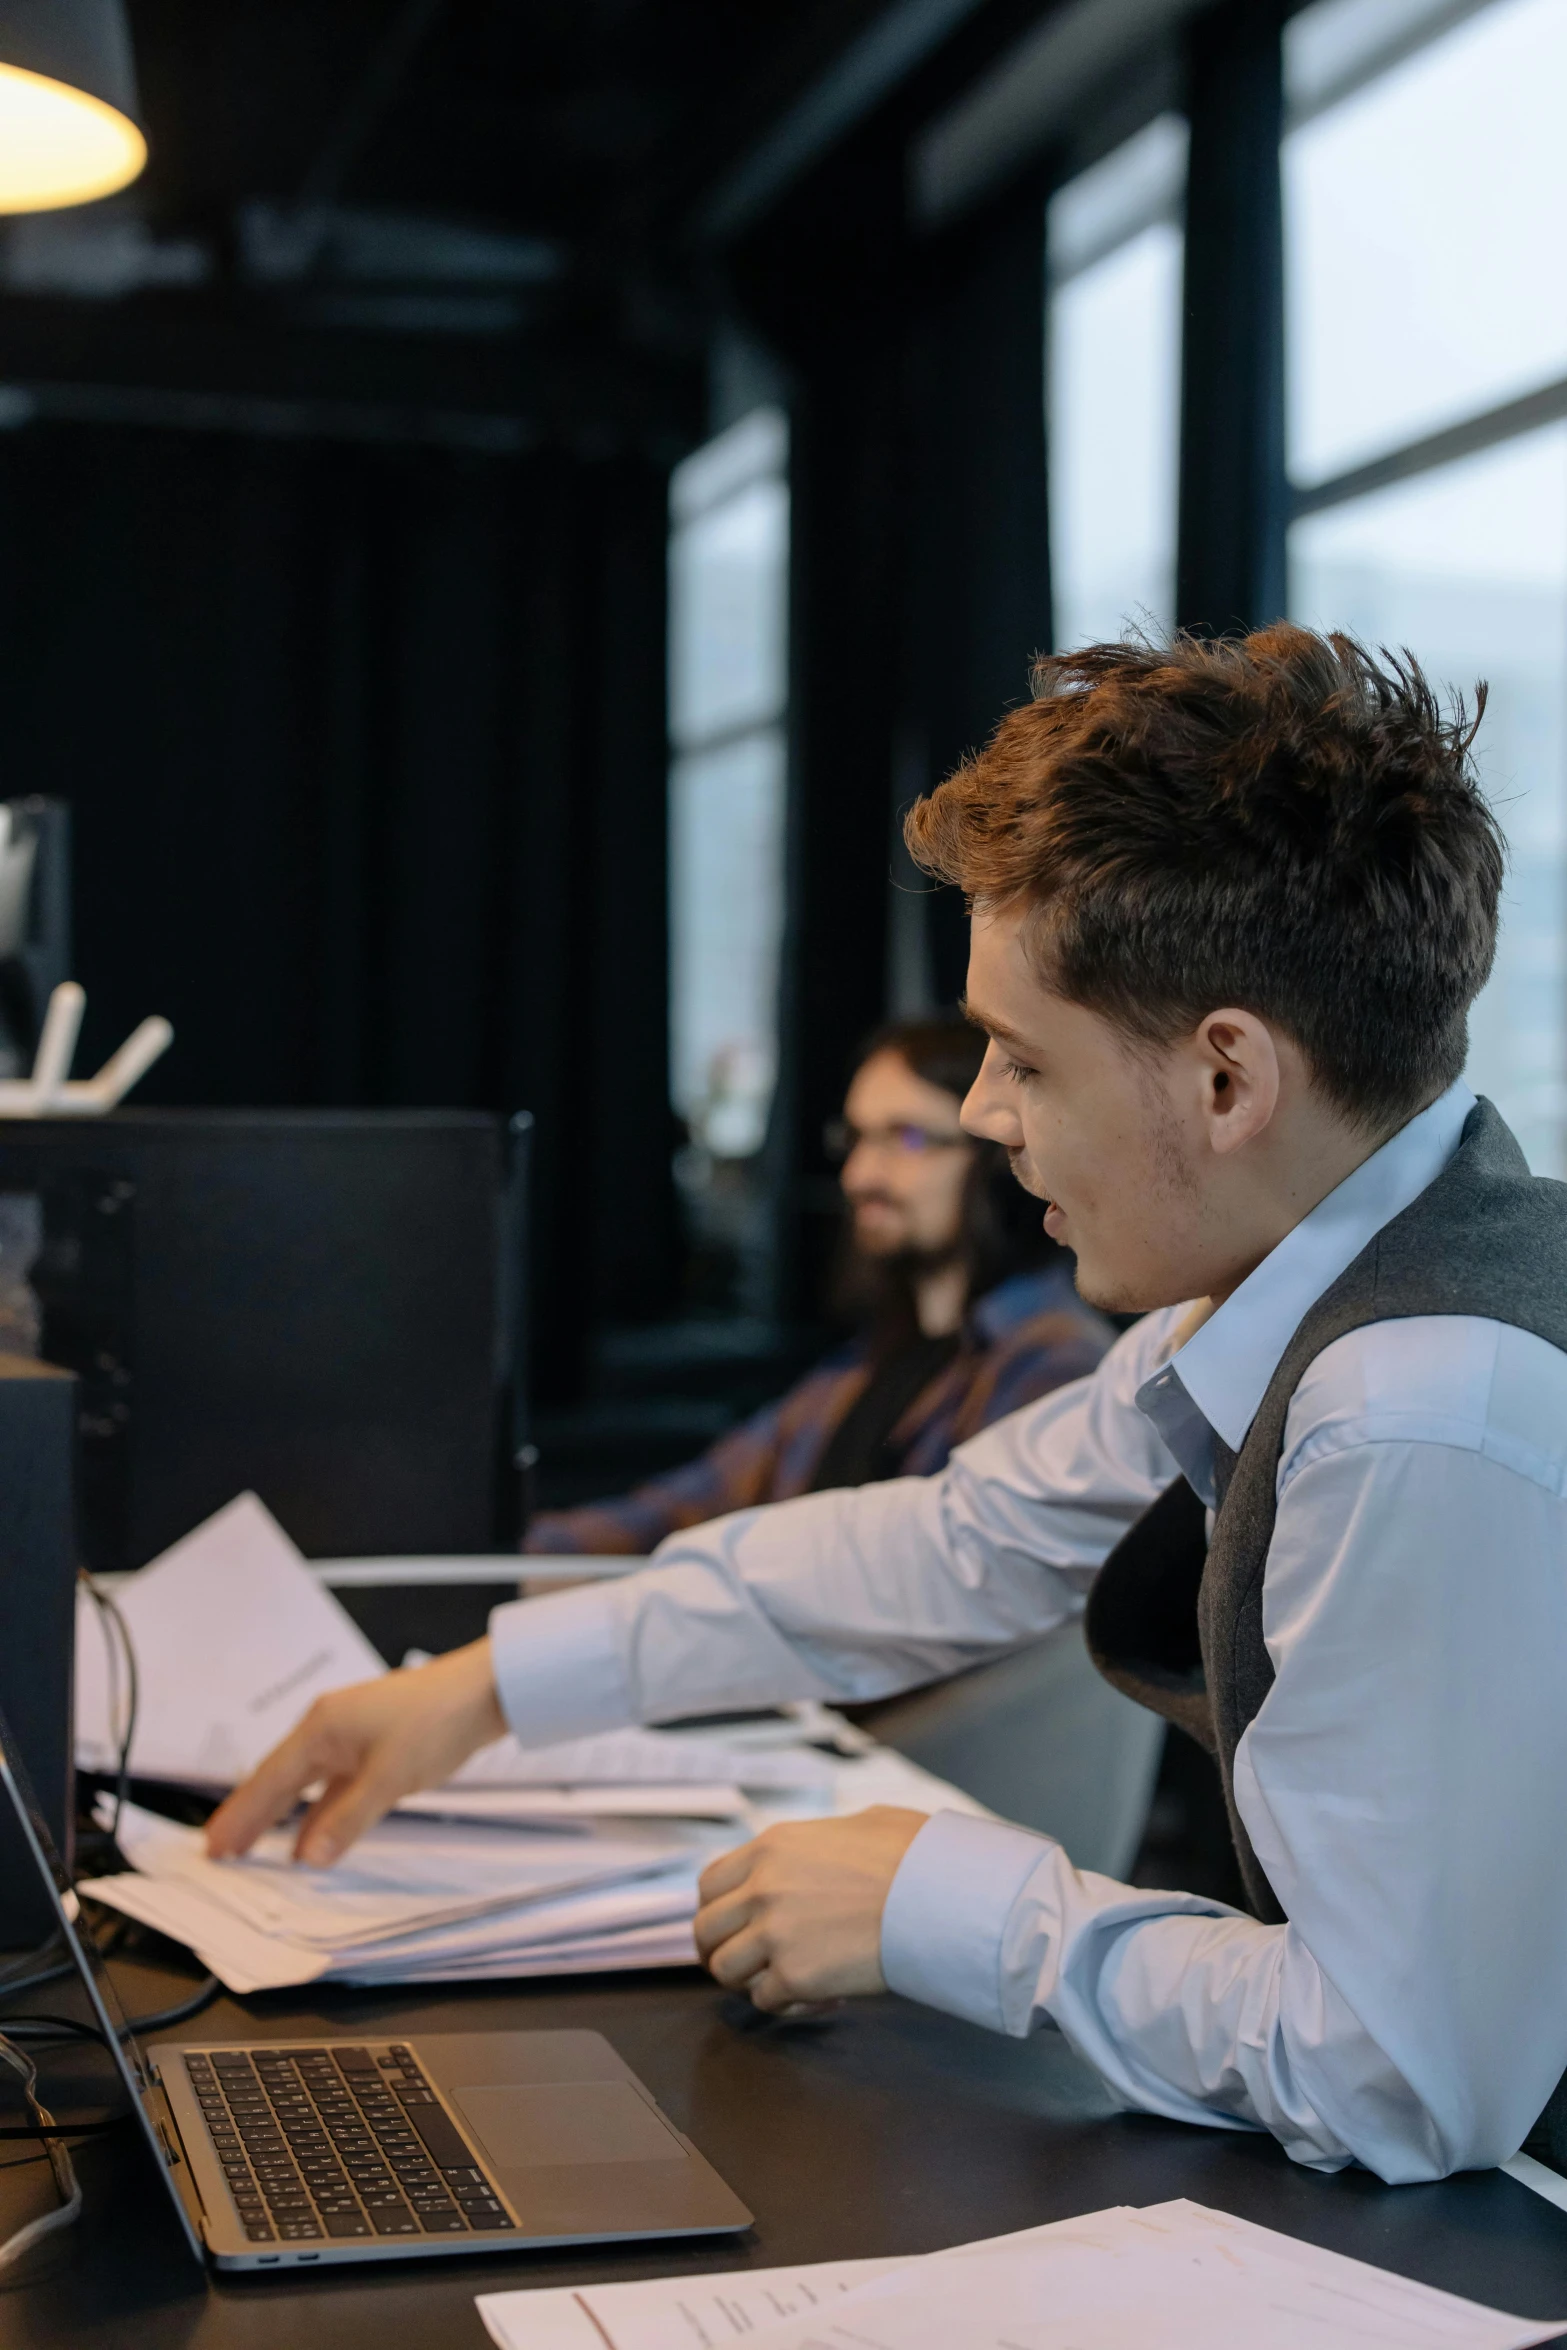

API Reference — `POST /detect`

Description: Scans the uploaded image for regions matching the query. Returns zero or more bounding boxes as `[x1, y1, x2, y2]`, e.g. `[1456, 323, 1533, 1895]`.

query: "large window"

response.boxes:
[1046, 115, 1185, 651]
[667, 408, 789, 1165]
[1285, 0, 1567, 1172]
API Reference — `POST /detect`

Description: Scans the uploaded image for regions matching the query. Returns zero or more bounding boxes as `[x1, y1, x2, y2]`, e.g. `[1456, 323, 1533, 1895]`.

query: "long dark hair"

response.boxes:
[829, 1015, 1063, 1355]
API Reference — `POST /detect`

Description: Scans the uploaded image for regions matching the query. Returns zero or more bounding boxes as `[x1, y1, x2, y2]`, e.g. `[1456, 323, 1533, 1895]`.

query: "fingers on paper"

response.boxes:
[204, 1724, 323, 1857]
[204, 1690, 364, 1858]
[294, 1755, 408, 1866]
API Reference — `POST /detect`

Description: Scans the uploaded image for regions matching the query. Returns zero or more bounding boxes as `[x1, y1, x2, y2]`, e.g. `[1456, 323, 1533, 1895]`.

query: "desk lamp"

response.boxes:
[0, 0, 144, 213]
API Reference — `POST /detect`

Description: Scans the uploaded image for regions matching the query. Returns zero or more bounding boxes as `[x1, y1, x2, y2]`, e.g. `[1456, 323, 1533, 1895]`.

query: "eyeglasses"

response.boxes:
[823, 1118, 969, 1163]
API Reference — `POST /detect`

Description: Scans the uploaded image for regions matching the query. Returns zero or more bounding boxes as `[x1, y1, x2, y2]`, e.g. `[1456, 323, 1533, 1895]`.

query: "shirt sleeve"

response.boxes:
[489, 1309, 1185, 1740]
[523, 1393, 796, 1557]
[888, 1381, 1567, 2184]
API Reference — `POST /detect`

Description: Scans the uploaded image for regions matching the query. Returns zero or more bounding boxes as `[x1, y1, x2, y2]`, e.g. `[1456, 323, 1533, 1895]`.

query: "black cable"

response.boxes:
[0, 1968, 220, 2046]
[0, 1937, 70, 2004]
[119, 1974, 220, 2034]
[0, 2116, 126, 2139]
[0, 2017, 106, 2044]
[77, 1572, 137, 1844]
[0, 1957, 73, 2002]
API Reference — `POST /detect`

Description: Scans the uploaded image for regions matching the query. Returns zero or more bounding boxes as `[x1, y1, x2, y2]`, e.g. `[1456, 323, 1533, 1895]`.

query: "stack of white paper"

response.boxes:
[79, 1800, 707, 1992]
[476, 2198, 1566, 2350]
[75, 1493, 988, 1992]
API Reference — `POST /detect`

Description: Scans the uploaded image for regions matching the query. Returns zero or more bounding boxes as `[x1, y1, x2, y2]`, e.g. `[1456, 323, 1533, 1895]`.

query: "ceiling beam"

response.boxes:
[0, 297, 701, 456]
[696, 0, 990, 244]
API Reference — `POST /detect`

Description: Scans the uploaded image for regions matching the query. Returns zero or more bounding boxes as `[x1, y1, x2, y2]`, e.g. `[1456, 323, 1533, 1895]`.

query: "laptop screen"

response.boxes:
[0, 1705, 204, 2259]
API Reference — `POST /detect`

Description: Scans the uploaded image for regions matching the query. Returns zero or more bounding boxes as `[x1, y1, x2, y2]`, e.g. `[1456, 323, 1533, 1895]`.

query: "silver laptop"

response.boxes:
[0, 1724, 752, 2272]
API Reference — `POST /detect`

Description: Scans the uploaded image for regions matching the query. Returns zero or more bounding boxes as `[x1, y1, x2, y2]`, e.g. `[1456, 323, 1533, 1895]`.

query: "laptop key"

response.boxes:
[323, 2215, 372, 2237]
[420, 2213, 469, 2233]
[244, 2225, 276, 2242]
[403, 2102, 474, 2170]
[370, 2208, 418, 2235]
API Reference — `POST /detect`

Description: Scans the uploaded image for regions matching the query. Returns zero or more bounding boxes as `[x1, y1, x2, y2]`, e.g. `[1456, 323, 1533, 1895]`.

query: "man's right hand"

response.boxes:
[204, 1638, 507, 1868]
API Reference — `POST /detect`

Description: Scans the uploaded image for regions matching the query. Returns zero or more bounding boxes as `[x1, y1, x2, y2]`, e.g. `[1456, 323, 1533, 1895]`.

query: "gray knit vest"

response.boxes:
[1084, 1097, 1567, 2158]
[1087, 1097, 1567, 1909]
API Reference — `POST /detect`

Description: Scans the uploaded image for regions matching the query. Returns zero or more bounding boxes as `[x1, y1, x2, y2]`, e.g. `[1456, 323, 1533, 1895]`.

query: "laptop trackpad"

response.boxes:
[451, 2081, 689, 2170]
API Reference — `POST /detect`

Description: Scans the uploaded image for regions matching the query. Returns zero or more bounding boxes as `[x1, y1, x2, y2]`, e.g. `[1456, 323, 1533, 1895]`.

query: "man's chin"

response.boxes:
[1073, 1251, 1195, 1318]
[853, 1223, 909, 1259]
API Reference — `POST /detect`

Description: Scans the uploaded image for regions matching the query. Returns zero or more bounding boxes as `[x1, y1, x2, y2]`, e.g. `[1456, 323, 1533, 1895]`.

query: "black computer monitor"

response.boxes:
[0, 1109, 529, 1573]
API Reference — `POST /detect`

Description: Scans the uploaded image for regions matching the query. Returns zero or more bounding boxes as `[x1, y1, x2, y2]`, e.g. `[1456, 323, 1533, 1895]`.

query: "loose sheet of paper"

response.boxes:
[477, 2254, 911, 2350]
[75, 1492, 385, 1783]
[473, 2216, 1129, 2349]
[475, 2202, 1565, 2350]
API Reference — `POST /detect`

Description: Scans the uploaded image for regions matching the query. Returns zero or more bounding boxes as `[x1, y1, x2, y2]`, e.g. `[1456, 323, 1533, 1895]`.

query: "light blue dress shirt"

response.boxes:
[490, 1079, 1567, 2183]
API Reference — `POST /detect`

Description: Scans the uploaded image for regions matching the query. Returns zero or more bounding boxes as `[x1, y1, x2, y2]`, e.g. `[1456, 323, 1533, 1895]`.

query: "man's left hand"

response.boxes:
[694, 1807, 928, 2013]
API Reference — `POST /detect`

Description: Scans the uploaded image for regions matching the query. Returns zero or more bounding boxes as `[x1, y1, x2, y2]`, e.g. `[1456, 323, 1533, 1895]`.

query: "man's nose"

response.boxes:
[961, 1054, 1024, 1144]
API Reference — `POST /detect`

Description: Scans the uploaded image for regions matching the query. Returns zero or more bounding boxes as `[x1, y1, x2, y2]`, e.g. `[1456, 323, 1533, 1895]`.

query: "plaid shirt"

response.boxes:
[524, 1264, 1113, 1557]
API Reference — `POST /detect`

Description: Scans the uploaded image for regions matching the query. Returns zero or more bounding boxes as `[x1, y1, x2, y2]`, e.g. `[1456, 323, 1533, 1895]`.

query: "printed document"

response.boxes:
[76, 1493, 384, 1784]
[476, 2200, 1564, 2350]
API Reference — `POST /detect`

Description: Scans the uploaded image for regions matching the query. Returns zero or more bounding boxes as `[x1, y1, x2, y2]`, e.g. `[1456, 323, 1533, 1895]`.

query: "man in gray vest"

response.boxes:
[210, 624, 1567, 2185]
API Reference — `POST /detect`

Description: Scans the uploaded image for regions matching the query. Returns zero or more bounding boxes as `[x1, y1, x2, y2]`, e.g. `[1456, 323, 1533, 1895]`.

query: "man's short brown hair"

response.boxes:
[905, 624, 1504, 1132]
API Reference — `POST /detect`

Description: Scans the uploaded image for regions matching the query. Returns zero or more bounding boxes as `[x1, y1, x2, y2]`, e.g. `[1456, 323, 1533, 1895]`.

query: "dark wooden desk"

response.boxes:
[4, 1957, 1566, 2346]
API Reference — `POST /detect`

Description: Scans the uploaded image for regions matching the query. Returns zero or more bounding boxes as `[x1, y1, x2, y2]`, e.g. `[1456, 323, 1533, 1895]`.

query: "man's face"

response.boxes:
[960, 906, 1206, 1314]
[839, 1050, 971, 1261]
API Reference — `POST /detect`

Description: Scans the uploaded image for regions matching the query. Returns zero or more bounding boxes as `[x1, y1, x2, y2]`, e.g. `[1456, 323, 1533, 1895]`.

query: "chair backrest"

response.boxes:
[856, 1617, 1164, 1878]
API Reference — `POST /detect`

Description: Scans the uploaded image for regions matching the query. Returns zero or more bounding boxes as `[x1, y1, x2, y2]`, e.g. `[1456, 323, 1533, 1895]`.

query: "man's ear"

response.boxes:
[1193, 1009, 1281, 1157]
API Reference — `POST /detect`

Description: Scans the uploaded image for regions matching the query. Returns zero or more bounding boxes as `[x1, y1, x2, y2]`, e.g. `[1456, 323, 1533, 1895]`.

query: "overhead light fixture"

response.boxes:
[0, 0, 145, 214]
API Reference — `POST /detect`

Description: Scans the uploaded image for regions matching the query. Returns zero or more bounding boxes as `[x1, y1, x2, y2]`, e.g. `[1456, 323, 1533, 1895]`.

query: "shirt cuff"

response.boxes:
[487, 1584, 633, 1747]
[880, 1809, 1059, 2035]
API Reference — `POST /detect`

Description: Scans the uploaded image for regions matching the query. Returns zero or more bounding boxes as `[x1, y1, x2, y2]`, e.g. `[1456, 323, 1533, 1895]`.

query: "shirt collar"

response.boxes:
[1135, 1077, 1476, 1493]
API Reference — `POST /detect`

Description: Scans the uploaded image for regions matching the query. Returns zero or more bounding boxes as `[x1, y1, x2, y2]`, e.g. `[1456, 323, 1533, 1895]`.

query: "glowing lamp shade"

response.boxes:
[0, 0, 144, 213]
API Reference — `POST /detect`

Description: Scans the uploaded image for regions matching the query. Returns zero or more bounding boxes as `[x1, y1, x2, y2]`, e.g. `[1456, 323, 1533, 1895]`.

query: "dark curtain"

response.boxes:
[0, 421, 680, 1400]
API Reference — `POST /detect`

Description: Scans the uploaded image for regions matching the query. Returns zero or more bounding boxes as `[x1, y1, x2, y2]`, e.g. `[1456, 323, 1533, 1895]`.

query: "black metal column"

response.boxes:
[910, 185, 1051, 1004]
[765, 343, 904, 1321]
[1176, 0, 1288, 636]
[732, 144, 912, 1326]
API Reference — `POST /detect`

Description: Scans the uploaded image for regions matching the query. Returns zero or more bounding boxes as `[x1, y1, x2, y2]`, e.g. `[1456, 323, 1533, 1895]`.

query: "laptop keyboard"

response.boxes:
[182, 2043, 510, 2244]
